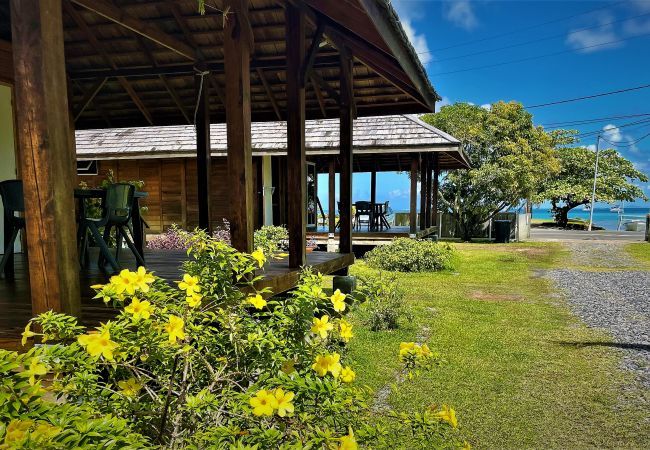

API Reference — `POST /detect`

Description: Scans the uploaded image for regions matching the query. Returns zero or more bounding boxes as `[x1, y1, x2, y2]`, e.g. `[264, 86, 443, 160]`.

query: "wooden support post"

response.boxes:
[419, 153, 427, 230]
[224, 0, 254, 252]
[409, 156, 418, 236]
[432, 153, 440, 229]
[328, 160, 336, 233]
[286, 3, 306, 268]
[370, 170, 377, 205]
[10, 0, 81, 316]
[339, 53, 354, 255]
[425, 153, 433, 229]
[195, 73, 212, 232]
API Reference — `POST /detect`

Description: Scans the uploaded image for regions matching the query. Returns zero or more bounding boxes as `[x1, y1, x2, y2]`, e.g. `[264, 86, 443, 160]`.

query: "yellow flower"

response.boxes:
[340, 366, 356, 383]
[312, 353, 342, 377]
[399, 342, 417, 357]
[21, 322, 36, 346]
[339, 319, 354, 342]
[165, 315, 186, 344]
[78, 329, 118, 361]
[330, 289, 347, 312]
[434, 404, 458, 428]
[133, 266, 155, 292]
[110, 269, 139, 295]
[462, 441, 472, 450]
[273, 388, 295, 417]
[248, 294, 267, 310]
[22, 357, 47, 386]
[249, 389, 278, 416]
[339, 428, 358, 450]
[118, 378, 142, 397]
[178, 274, 201, 295]
[420, 343, 432, 358]
[124, 298, 154, 321]
[311, 315, 333, 339]
[186, 292, 203, 308]
[251, 248, 267, 268]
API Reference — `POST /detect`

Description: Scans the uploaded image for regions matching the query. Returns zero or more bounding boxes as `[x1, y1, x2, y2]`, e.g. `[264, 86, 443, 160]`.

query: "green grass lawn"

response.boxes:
[626, 242, 650, 265]
[346, 243, 649, 449]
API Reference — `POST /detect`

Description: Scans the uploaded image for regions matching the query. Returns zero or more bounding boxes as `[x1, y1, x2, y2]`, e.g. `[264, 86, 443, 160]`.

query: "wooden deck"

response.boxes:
[0, 250, 354, 349]
[311, 226, 438, 246]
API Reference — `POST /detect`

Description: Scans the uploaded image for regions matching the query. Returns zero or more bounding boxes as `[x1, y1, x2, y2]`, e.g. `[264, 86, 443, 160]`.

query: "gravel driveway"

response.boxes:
[546, 242, 650, 389]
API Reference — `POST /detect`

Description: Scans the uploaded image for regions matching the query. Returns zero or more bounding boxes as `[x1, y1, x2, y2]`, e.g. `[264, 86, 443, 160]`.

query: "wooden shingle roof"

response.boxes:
[75, 114, 468, 171]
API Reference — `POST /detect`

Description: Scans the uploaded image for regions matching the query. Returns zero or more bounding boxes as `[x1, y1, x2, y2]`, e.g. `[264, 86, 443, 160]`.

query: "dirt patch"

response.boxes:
[470, 291, 524, 302]
[514, 247, 549, 257]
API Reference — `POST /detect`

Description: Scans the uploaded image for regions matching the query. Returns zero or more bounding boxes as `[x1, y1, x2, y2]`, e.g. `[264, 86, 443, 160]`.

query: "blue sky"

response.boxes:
[319, 0, 650, 211]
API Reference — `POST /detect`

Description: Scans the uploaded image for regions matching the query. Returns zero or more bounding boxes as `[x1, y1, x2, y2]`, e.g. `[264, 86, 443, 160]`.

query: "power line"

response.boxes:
[600, 129, 650, 147]
[541, 113, 650, 127]
[424, 11, 650, 60]
[421, 0, 624, 53]
[525, 83, 650, 110]
[574, 119, 650, 139]
[429, 33, 650, 77]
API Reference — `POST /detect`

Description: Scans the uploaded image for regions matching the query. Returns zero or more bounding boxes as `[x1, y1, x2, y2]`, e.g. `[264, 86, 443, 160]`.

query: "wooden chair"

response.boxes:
[0, 180, 25, 278]
[335, 201, 357, 230]
[78, 183, 145, 273]
[354, 201, 373, 231]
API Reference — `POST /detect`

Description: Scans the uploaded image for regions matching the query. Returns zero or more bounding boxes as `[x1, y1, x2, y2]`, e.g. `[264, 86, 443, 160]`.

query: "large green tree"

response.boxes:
[422, 101, 559, 241]
[534, 146, 648, 227]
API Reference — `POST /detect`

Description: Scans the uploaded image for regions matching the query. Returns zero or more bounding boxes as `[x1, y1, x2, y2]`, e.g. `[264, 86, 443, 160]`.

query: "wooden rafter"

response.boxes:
[70, 0, 196, 61]
[72, 79, 113, 126]
[310, 76, 327, 118]
[73, 77, 107, 121]
[310, 71, 339, 104]
[63, 1, 153, 124]
[256, 68, 281, 120]
[301, 21, 325, 87]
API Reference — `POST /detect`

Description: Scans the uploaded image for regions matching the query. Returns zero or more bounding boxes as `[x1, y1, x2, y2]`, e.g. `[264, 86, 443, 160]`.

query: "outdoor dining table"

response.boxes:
[370, 202, 391, 231]
[74, 188, 149, 264]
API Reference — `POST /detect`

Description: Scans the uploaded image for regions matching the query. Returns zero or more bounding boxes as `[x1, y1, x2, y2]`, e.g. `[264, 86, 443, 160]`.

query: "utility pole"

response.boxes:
[588, 134, 601, 231]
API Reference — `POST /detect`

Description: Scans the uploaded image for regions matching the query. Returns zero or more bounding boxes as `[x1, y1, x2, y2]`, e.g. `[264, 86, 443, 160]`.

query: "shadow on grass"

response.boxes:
[554, 341, 650, 352]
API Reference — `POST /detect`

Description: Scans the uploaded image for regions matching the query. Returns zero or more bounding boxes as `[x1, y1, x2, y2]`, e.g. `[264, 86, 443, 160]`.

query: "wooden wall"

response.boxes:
[77, 157, 262, 234]
[0, 41, 13, 84]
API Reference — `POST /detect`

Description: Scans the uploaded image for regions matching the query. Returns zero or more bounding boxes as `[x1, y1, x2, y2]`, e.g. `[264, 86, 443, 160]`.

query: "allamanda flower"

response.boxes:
[312, 353, 342, 378]
[248, 294, 267, 310]
[399, 342, 418, 357]
[186, 292, 203, 308]
[118, 378, 142, 397]
[133, 266, 155, 292]
[249, 389, 278, 417]
[124, 298, 154, 321]
[330, 289, 347, 312]
[273, 388, 295, 417]
[339, 319, 354, 342]
[434, 404, 458, 428]
[110, 269, 139, 296]
[78, 328, 118, 361]
[340, 366, 356, 383]
[178, 274, 201, 295]
[251, 248, 267, 268]
[338, 427, 358, 450]
[311, 315, 333, 339]
[165, 315, 186, 344]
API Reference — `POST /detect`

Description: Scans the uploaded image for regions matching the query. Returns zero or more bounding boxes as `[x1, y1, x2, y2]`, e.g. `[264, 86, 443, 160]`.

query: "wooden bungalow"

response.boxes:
[73, 114, 468, 237]
[0, 0, 442, 345]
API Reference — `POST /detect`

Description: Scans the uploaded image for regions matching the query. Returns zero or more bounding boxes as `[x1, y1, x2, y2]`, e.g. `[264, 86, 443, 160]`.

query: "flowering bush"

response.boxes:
[364, 238, 456, 272]
[253, 225, 289, 255]
[399, 342, 443, 380]
[8, 231, 465, 448]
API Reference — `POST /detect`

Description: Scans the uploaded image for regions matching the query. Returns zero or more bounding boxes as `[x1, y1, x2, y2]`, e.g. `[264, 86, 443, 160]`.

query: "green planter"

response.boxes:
[332, 275, 357, 294]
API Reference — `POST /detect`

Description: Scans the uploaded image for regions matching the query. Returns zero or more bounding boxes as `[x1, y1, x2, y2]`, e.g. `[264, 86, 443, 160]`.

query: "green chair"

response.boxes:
[78, 183, 145, 273]
[0, 180, 25, 279]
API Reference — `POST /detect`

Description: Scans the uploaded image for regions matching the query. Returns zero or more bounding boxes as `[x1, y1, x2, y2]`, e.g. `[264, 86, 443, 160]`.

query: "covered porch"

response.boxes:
[0, 0, 439, 345]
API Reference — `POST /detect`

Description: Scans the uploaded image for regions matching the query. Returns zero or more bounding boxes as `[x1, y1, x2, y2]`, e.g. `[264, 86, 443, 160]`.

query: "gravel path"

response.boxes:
[546, 242, 650, 389]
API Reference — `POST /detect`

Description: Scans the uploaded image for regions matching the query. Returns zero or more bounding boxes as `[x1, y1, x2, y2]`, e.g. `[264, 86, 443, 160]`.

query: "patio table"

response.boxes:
[75, 188, 149, 264]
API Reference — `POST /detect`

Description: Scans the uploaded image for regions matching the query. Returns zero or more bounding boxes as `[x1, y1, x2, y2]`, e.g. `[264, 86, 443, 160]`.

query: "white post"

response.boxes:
[262, 155, 274, 226]
[588, 135, 601, 232]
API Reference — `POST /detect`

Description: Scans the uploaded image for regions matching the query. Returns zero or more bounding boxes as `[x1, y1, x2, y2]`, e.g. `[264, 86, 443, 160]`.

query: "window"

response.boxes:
[77, 160, 98, 176]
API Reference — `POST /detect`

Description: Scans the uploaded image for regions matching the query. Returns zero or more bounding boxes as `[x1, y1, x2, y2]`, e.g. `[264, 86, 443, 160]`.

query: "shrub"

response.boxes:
[354, 273, 410, 331]
[253, 225, 289, 255]
[364, 238, 455, 272]
[11, 232, 464, 448]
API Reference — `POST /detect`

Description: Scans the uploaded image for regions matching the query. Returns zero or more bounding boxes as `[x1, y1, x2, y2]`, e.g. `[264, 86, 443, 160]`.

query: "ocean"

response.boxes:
[532, 207, 650, 231]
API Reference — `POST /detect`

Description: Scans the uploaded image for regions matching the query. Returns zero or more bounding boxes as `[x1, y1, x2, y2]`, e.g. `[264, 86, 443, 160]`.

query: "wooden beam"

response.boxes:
[301, 21, 324, 87]
[73, 77, 107, 121]
[10, 0, 81, 316]
[370, 170, 377, 205]
[195, 73, 212, 232]
[311, 76, 327, 118]
[286, 3, 307, 268]
[70, 0, 196, 61]
[224, 0, 254, 253]
[419, 152, 427, 230]
[72, 79, 112, 126]
[328, 159, 336, 233]
[311, 71, 340, 105]
[410, 156, 418, 236]
[338, 52, 353, 255]
[63, 1, 154, 124]
[256, 68, 282, 121]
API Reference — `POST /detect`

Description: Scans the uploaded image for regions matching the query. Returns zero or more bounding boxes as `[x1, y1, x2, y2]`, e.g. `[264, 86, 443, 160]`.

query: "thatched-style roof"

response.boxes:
[75, 114, 468, 171]
[0, 0, 440, 129]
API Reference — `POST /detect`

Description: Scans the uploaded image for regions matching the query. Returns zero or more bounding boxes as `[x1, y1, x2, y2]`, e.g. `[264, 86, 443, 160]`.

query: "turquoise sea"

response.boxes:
[532, 207, 649, 231]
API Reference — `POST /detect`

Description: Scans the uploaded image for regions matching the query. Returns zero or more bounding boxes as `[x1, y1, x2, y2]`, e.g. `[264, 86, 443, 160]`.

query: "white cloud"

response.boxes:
[623, 16, 650, 36]
[443, 0, 478, 31]
[437, 96, 452, 111]
[480, 103, 491, 110]
[586, 144, 597, 152]
[401, 19, 432, 64]
[388, 189, 409, 199]
[601, 124, 640, 154]
[628, 0, 650, 13]
[566, 13, 622, 53]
